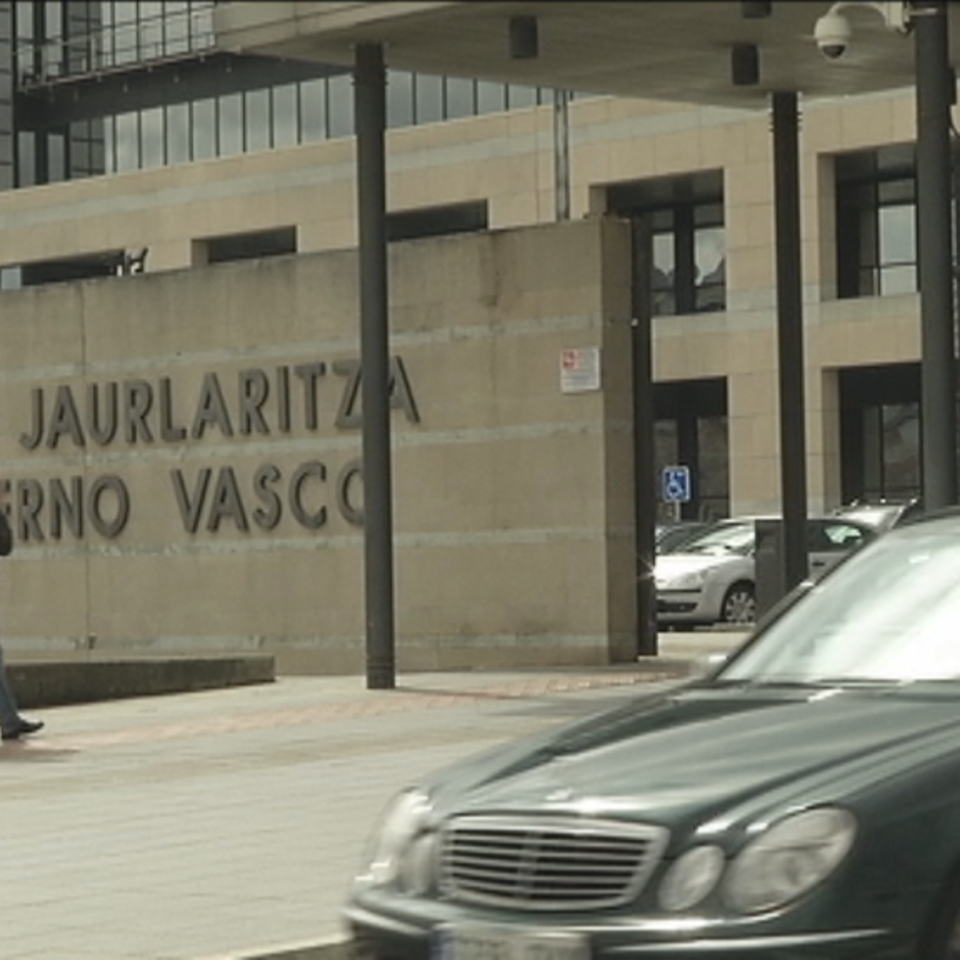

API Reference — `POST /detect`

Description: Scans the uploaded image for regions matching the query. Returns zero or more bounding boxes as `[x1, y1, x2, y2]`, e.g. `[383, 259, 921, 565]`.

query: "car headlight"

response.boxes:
[355, 788, 434, 893]
[658, 845, 725, 911]
[659, 570, 708, 590]
[723, 807, 856, 914]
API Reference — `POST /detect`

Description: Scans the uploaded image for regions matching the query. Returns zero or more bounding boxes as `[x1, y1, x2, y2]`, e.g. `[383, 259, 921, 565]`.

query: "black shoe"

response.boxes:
[2, 718, 44, 741]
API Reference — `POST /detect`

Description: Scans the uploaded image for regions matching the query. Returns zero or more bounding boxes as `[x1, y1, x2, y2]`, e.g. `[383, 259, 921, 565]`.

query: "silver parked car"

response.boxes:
[655, 515, 875, 626]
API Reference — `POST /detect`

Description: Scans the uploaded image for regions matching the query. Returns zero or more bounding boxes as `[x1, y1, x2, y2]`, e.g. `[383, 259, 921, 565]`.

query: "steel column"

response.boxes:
[771, 91, 808, 590]
[915, 0, 957, 510]
[354, 43, 396, 689]
[553, 89, 571, 221]
[632, 219, 658, 657]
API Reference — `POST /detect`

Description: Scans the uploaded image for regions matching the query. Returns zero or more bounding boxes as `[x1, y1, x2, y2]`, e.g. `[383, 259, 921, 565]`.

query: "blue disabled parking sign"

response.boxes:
[662, 465, 691, 503]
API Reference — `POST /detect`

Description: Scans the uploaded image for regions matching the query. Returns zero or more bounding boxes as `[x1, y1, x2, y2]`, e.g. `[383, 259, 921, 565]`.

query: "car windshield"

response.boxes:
[835, 504, 903, 530]
[717, 523, 960, 685]
[681, 522, 755, 556]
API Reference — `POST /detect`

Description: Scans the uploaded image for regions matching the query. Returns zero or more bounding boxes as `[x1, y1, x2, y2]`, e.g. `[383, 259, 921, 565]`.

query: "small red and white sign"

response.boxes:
[559, 347, 601, 393]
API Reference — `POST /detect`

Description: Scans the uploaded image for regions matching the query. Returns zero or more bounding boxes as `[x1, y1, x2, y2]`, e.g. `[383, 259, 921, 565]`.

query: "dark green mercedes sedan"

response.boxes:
[344, 511, 960, 960]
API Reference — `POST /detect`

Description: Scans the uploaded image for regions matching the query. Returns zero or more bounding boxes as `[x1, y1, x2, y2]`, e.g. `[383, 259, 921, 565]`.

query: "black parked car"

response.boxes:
[345, 510, 960, 960]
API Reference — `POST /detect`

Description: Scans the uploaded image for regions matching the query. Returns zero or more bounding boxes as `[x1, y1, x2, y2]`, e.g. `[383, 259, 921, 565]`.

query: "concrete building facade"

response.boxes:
[0, 2, 938, 669]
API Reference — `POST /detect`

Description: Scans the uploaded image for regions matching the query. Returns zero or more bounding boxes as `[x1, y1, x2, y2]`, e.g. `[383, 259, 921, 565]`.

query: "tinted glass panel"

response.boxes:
[878, 204, 915, 265]
[507, 85, 538, 109]
[446, 77, 475, 119]
[415, 74, 443, 124]
[273, 84, 298, 147]
[879, 264, 917, 296]
[115, 111, 139, 171]
[327, 74, 354, 138]
[477, 81, 506, 114]
[387, 70, 413, 128]
[47, 131, 65, 181]
[193, 98, 216, 159]
[141, 106, 164, 168]
[218, 93, 242, 156]
[245, 88, 270, 152]
[167, 102, 190, 163]
[301, 79, 326, 141]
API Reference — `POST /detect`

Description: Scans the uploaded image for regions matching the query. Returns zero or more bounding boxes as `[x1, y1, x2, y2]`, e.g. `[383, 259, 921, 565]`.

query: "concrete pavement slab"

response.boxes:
[0, 631, 747, 960]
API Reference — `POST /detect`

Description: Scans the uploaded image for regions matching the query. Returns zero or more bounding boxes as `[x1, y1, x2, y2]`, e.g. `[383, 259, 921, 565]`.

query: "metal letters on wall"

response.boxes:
[6, 356, 419, 541]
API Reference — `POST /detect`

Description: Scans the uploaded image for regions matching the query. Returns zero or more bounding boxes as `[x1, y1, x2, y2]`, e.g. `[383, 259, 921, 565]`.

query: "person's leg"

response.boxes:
[0, 642, 22, 732]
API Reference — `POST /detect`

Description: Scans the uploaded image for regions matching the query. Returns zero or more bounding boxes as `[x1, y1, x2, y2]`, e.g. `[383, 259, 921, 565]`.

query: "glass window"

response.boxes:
[387, 70, 414, 128]
[103, 116, 115, 173]
[167, 102, 190, 164]
[193, 98, 216, 159]
[880, 264, 917, 296]
[245, 88, 271, 152]
[16, 1, 34, 41]
[445, 77, 475, 119]
[300, 78, 326, 142]
[609, 175, 726, 318]
[141, 107, 164, 168]
[273, 84, 298, 148]
[652, 231, 676, 316]
[507, 85, 539, 109]
[694, 224, 726, 312]
[188, 1, 214, 51]
[139, 1, 164, 60]
[327, 74, 354, 138]
[17, 130, 36, 186]
[114, 2, 138, 24]
[165, 1, 189, 55]
[114, 111, 139, 171]
[218, 93, 243, 156]
[878, 204, 915, 266]
[0, 267, 22, 291]
[47, 131, 65, 181]
[414, 74, 443, 125]
[113, 2, 139, 66]
[477, 81, 506, 115]
[836, 149, 918, 300]
[44, 1, 61, 40]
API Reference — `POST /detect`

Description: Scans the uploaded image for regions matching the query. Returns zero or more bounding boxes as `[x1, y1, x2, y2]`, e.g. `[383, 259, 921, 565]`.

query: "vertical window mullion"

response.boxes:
[674, 204, 696, 314]
[296, 80, 303, 144]
[269, 84, 275, 149]
[324, 75, 331, 139]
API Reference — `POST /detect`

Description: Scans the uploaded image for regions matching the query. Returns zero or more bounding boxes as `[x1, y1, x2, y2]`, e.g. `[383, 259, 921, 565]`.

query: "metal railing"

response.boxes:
[16, 5, 216, 89]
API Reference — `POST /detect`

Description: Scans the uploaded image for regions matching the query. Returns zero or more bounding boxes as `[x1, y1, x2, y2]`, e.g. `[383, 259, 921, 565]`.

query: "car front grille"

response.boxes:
[439, 815, 669, 911]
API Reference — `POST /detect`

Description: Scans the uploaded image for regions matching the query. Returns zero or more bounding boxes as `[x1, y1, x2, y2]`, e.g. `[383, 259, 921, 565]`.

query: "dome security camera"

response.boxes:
[814, 10, 853, 59]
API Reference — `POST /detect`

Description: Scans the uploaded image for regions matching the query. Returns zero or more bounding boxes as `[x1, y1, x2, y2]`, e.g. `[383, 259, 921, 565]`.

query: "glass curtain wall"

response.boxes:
[14, 2, 551, 184]
[104, 70, 547, 175]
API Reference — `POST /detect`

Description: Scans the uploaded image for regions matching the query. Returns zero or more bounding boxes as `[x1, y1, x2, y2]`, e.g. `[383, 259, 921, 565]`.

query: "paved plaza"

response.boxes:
[0, 632, 743, 960]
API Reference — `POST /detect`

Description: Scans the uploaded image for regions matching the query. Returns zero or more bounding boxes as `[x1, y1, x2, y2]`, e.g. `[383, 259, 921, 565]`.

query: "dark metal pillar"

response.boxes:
[771, 91, 808, 590]
[631, 219, 658, 657]
[553, 89, 571, 221]
[915, 0, 957, 510]
[354, 43, 396, 689]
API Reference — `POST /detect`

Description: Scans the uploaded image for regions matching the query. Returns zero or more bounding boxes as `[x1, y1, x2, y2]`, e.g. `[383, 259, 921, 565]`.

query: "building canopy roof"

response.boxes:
[213, 1, 960, 110]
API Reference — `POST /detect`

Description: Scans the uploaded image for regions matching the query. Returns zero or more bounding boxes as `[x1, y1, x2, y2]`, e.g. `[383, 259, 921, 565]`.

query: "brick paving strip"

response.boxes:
[6, 669, 678, 753]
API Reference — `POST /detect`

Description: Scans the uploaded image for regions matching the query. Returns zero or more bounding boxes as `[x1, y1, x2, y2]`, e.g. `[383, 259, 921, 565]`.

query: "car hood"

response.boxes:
[655, 553, 740, 578]
[425, 684, 960, 841]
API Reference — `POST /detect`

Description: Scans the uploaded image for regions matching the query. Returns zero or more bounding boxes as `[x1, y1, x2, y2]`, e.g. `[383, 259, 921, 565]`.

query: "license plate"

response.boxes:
[432, 924, 589, 960]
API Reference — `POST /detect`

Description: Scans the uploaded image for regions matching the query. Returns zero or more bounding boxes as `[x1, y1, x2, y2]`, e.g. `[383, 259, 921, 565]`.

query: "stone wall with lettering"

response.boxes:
[0, 217, 637, 672]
